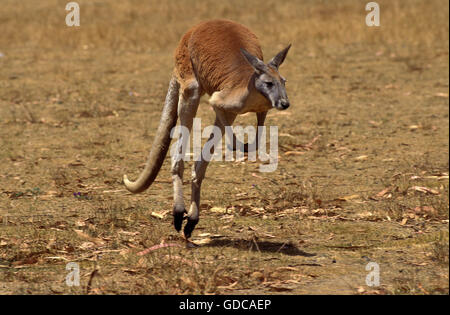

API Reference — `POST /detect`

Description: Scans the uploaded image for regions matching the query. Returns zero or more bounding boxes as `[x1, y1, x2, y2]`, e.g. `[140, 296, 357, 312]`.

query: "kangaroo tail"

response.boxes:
[123, 76, 179, 193]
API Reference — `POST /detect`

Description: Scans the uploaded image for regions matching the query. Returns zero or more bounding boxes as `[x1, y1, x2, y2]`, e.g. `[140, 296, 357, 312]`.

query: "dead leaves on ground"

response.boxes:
[335, 194, 361, 202]
[150, 210, 169, 220]
[11, 252, 43, 267]
[371, 173, 446, 201]
[282, 135, 321, 156]
[74, 229, 105, 246]
[246, 266, 316, 292]
[137, 242, 183, 256]
[410, 186, 440, 195]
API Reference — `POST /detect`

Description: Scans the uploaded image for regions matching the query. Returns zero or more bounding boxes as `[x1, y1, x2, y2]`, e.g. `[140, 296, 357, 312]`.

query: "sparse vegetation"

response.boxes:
[0, 0, 448, 294]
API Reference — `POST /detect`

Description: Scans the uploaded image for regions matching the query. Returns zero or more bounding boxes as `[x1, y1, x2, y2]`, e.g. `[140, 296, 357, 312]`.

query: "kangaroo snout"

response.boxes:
[276, 99, 290, 110]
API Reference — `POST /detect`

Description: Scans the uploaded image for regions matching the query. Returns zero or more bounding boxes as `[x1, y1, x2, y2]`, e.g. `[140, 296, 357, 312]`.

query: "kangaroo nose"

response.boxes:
[278, 99, 290, 110]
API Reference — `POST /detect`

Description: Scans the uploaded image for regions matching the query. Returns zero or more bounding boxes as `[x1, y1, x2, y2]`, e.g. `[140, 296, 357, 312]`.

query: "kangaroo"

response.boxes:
[123, 19, 291, 238]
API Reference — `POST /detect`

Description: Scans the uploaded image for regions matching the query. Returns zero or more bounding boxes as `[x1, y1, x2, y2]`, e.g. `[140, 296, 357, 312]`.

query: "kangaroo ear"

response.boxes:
[241, 48, 268, 74]
[268, 44, 291, 69]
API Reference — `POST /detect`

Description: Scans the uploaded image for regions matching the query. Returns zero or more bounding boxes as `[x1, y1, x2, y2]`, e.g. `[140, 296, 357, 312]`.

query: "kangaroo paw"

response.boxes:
[173, 205, 187, 232]
[183, 218, 199, 239]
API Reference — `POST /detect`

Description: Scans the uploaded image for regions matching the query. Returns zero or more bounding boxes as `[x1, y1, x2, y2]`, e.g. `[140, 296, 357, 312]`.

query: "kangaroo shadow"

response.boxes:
[202, 238, 316, 257]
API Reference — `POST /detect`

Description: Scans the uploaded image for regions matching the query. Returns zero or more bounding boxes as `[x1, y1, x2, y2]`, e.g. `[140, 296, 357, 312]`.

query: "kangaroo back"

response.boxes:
[174, 19, 263, 95]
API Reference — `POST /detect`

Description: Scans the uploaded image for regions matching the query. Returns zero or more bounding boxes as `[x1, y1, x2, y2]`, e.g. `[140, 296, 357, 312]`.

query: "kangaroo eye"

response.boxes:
[265, 82, 274, 88]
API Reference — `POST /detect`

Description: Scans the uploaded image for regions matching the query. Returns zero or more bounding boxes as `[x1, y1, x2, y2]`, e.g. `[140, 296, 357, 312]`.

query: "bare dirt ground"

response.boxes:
[0, 0, 448, 294]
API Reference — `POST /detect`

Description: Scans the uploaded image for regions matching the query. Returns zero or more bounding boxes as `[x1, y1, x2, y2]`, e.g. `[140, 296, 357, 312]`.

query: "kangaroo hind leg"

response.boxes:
[172, 80, 201, 232]
[184, 109, 237, 238]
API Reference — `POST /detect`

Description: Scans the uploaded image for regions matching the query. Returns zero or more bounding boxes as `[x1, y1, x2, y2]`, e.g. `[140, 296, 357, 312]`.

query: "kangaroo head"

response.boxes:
[241, 44, 291, 110]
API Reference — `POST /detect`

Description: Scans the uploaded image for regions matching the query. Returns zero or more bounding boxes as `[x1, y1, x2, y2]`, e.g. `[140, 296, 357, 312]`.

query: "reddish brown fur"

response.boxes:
[174, 19, 263, 95]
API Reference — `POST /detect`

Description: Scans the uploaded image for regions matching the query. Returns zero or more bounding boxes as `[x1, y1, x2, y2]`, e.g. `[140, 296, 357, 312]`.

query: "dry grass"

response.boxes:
[0, 0, 448, 295]
[1, 0, 448, 51]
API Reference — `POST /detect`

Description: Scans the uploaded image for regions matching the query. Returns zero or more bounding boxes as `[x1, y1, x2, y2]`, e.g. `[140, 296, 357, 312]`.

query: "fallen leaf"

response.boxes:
[180, 276, 197, 289]
[12, 255, 39, 266]
[209, 207, 230, 214]
[220, 214, 234, 221]
[44, 256, 69, 261]
[122, 269, 139, 275]
[336, 194, 360, 201]
[284, 151, 306, 156]
[74, 229, 105, 246]
[369, 120, 382, 127]
[275, 267, 299, 272]
[267, 283, 294, 292]
[251, 173, 264, 179]
[279, 133, 294, 138]
[79, 242, 96, 250]
[412, 206, 437, 215]
[358, 211, 373, 218]
[375, 188, 391, 198]
[410, 186, 440, 195]
[250, 271, 265, 282]
[424, 175, 449, 180]
[217, 281, 238, 290]
[75, 220, 86, 227]
[137, 242, 182, 256]
[303, 135, 321, 149]
[119, 230, 140, 236]
[193, 238, 212, 245]
[355, 155, 368, 161]
[151, 211, 167, 219]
